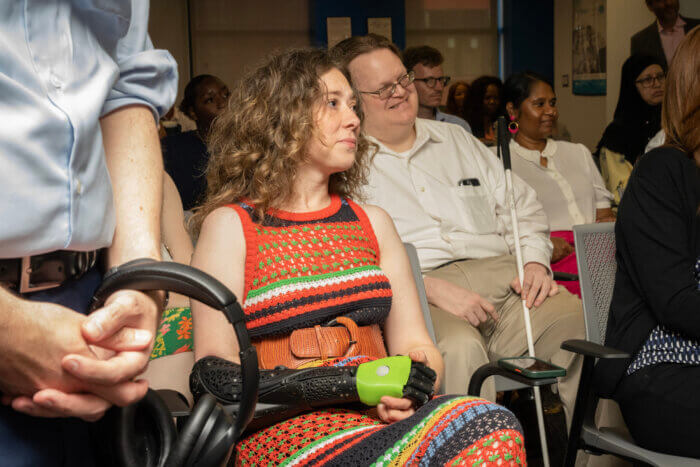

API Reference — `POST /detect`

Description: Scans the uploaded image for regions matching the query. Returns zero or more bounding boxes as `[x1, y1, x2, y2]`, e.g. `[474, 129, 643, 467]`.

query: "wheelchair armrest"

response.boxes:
[553, 271, 579, 281]
[155, 389, 192, 417]
[561, 339, 630, 359]
[467, 362, 558, 396]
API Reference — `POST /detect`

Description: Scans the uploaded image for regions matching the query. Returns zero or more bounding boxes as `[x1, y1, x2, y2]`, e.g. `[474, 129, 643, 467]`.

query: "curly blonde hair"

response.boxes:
[192, 48, 371, 231]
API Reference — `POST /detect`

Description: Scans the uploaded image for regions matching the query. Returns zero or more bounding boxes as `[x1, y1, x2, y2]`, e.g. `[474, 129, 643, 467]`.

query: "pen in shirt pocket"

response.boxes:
[458, 178, 480, 186]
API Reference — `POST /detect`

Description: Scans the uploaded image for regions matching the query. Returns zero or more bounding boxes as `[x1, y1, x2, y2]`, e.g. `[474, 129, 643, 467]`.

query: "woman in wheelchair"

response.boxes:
[596, 27, 700, 458]
[188, 48, 526, 465]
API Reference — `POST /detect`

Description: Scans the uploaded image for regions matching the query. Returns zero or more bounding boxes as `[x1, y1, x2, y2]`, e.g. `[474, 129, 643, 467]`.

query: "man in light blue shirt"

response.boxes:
[0, 1, 177, 465]
[402, 45, 472, 133]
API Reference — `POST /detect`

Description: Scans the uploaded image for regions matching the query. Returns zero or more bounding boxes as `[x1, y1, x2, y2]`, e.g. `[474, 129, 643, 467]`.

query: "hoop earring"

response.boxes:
[508, 115, 519, 135]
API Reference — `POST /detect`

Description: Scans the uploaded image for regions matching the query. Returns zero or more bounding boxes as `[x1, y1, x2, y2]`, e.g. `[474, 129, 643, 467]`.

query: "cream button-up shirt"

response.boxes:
[364, 118, 552, 273]
[505, 139, 613, 231]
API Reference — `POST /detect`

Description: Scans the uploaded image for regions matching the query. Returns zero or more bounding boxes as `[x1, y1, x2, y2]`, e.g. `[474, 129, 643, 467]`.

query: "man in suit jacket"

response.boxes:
[631, 0, 700, 68]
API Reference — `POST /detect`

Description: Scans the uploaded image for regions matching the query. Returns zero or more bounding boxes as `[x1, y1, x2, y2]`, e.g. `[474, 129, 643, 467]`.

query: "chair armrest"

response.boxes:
[553, 271, 579, 281]
[467, 362, 558, 396]
[155, 389, 191, 417]
[561, 339, 630, 359]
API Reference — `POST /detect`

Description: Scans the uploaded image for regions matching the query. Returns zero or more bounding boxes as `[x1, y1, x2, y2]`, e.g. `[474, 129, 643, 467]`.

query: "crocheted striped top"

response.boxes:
[227, 195, 393, 339]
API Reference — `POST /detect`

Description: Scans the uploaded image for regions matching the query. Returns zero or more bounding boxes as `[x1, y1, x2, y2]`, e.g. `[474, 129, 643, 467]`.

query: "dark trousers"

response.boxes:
[615, 363, 700, 459]
[0, 268, 101, 467]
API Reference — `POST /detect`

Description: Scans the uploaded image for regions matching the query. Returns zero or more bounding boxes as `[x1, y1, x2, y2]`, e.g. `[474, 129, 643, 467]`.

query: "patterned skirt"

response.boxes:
[236, 358, 526, 466]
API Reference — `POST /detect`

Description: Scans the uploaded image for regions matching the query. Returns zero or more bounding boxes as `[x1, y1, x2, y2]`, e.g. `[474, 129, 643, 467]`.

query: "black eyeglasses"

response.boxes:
[414, 76, 451, 88]
[360, 71, 415, 100]
[635, 73, 665, 88]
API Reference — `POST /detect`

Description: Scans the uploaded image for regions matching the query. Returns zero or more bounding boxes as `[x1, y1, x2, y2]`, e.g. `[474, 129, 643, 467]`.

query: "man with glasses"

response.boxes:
[402, 46, 471, 133]
[332, 35, 584, 429]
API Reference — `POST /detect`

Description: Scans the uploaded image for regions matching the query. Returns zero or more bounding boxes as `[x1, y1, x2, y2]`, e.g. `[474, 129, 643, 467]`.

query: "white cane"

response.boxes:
[496, 116, 551, 467]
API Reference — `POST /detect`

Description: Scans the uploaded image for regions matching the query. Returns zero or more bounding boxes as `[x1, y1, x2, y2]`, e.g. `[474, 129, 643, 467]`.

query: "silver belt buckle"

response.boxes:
[19, 256, 61, 294]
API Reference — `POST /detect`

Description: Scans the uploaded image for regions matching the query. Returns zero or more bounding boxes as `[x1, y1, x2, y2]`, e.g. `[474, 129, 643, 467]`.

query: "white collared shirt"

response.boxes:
[364, 118, 552, 272]
[504, 139, 613, 231]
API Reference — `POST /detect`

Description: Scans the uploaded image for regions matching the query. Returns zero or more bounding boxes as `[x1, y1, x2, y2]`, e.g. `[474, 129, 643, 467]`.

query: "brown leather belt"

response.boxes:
[253, 316, 387, 369]
[0, 250, 99, 294]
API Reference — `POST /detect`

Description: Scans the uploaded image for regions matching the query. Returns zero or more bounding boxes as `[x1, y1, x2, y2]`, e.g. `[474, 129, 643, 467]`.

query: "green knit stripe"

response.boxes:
[247, 265, 382, 300]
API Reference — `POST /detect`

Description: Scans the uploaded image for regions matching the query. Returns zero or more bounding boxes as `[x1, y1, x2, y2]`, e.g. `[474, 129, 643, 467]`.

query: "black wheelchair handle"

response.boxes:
[91, 259, 259, 466]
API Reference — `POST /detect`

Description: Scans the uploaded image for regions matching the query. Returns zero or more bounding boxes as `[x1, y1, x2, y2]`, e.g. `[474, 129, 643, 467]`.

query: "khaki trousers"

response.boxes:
[426, 255, 585, 427]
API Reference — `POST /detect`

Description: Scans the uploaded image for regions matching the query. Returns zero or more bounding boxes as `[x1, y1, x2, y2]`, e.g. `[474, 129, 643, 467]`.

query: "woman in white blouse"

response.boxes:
[501, 71, 614, 296]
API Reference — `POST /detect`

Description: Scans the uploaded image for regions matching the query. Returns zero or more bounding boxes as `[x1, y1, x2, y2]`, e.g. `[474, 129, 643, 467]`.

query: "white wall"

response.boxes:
[189, 0, 310, 87]
[680, 1, 700, 18]
[405, 0, 498, 84]
[149, 0, 191, 102]
[149, 0, 310, 106]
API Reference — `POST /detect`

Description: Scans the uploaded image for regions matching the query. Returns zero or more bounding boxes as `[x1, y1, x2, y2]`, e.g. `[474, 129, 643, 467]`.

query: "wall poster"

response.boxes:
[572, 0, 606, 95]
[367, 17, 392, 40]
[327, 17, 352, 49]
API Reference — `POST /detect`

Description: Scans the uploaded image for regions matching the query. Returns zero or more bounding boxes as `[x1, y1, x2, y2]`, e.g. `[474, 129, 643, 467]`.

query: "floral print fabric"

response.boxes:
[150, 306, 194, 360]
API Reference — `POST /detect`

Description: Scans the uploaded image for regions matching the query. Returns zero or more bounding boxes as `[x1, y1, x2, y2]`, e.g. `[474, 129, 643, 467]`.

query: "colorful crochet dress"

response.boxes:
[228, 195, 526, 466]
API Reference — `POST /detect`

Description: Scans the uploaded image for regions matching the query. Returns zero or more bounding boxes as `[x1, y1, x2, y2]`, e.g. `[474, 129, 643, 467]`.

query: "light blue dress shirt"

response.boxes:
[0, 0, 177, 258]
[435, 109, 472, 134]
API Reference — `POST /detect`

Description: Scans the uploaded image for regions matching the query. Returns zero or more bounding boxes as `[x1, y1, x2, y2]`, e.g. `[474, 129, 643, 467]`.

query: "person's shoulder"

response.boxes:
[631, 22, 657, 42]
[421, 117, 478, 146]
[356, 203, 397, 242]
[359, 204, 392, 224]
[200, 205, 245, 235]
[681, 16, 700, 28]
[598, 120, 628, 150]
[635, 145, 694, 178]
[555, 139, 591, 156]
[161, 130, 200, 149]
[437, 112, 471, 130]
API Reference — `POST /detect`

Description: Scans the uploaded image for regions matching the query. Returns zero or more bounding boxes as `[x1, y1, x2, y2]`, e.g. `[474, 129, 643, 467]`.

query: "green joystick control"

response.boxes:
[355, 356, 412, 406]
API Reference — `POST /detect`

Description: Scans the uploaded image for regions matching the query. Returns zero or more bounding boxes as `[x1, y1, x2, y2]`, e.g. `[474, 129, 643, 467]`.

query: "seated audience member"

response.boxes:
[162, 74, 230, 210]
[464, 75, 503, 145]
[645, 128, 666, 153]
[631, 0, 699, 69]
[595, 55, 664, 205]
[446, 80, 469, 118]
[402, 45, 472, 133]
[143, 173, 195, 401]
[332, 34, 584, 427]
[149, 173, 195, 361]
[158, 106, 198, 139]
[596, 27, 700, 457]
[502, 71, 614, 297]
[188, 48, 526, 465]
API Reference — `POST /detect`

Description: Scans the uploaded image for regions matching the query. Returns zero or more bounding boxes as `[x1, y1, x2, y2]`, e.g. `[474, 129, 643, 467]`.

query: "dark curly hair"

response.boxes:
[463, 76, 503, 138]
[179, 74, 217, 117]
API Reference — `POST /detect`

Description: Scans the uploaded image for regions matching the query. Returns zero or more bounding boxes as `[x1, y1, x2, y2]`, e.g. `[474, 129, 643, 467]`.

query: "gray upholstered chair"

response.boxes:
[561, 222, 698, 466]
